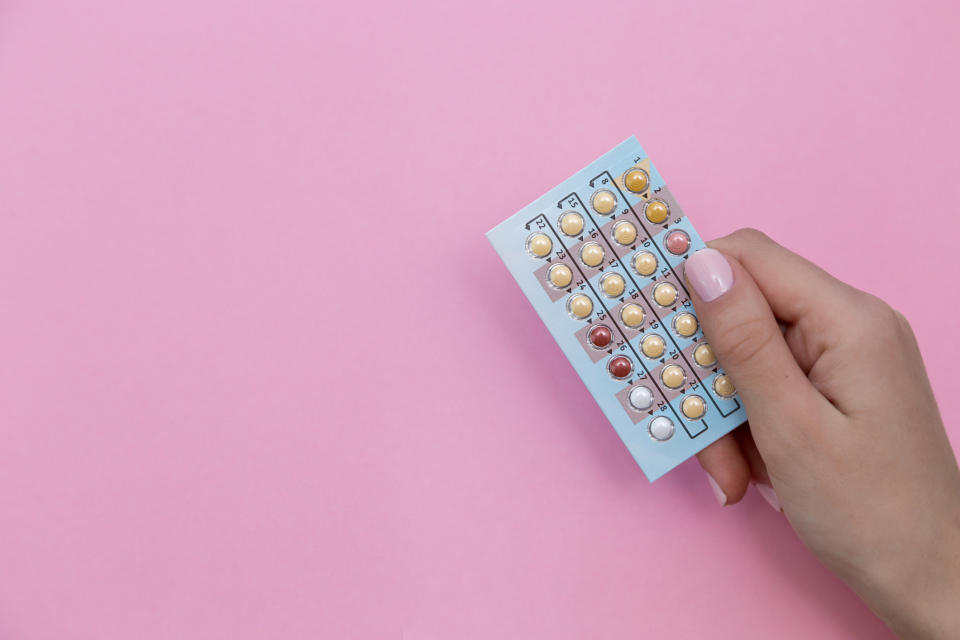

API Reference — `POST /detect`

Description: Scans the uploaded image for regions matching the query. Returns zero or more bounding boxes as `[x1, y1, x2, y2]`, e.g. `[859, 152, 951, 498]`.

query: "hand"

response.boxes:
[688, 229, 960, 639]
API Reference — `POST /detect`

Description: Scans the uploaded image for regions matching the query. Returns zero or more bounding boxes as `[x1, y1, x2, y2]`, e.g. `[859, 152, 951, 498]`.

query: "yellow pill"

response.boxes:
[623, 168, 649, 194]
[620, 303, 645, 328]
[661, 364, 686, 389]
[547, 264, 573, 288]
[580, 242, 605, 268]
[568, 294, 593, 319]
[693, 343, 716, 368]
[600, 273, 625, 297]
[673, 312, 698, 337]
[641, 334, 665, 358]
[528, 233, 552, 257]
[591, 189, 617, 215]
[612, 221, 638, 246]
[653, 282, 678, 307]
[645, 200, 669, 224]
[714, 374, 736, 397]
[633, 251, 658, 276]
[559, 212, 584, 236]
[682, 395, 706, 420]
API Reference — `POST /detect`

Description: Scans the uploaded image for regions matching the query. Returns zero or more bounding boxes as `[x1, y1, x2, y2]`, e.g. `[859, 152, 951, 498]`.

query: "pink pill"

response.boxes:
[665, 230, 690, 255]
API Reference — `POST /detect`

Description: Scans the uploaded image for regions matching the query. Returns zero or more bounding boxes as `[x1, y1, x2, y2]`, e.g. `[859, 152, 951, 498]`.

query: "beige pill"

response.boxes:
[673, 312, 698, 337]
[644, 200, 669, 224]
[624, 169, 649, 194]
[661, 364, 686, 389]
[600, 273, 625, 297]
[547, 264, 573, 288]
[612, 221, 638, 246]
[568, 294, 593, 319]
[559, 212, 584, 236]
[528, 233, 552, 257]
[653, 282, 678, 307]
[682, 395, 706, 420]
[693, 343, 716, 367]
[641, 334, 665, 358]
[620, 303, 645, 328]
[714, 374, 736, 397]
[580, 242, 605, 267]
[591, 189, 617, 215]
[633, 251, 658, 276]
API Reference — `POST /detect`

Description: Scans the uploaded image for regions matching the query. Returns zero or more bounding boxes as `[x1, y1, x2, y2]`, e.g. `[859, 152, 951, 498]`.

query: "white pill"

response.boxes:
[628, 385, 655, 411]
[648, 416, 675, 442]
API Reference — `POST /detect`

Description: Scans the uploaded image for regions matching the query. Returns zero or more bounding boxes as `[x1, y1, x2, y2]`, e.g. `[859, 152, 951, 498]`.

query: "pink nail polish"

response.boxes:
[706, 473, 727, 506]
[684, 248, 734, 302]
[755, 483, 782, 512]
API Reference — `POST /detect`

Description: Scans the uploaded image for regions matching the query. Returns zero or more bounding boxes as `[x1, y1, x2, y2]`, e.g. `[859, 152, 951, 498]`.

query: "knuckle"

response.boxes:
[715, 317, 778, 368]
[857, 293, 907, 337]
[729, 227, 771, 246]
[892, 309, 915, 336]
[713, 228, 777, 255]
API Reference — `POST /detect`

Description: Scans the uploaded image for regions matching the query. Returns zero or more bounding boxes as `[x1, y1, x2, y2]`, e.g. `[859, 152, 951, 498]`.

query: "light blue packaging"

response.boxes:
[487, 137, 746, 481]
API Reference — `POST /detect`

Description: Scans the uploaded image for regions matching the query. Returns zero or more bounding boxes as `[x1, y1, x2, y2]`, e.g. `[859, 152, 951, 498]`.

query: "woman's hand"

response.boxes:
[688, 229, 960, 639]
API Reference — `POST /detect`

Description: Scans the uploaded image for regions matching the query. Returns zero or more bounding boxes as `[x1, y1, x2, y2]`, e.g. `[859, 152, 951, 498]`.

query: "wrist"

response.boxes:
[866, 505, 960, 638]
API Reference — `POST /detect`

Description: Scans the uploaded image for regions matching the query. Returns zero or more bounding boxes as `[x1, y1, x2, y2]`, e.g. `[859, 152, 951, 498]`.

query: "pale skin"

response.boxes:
[689, 229, 960, 639]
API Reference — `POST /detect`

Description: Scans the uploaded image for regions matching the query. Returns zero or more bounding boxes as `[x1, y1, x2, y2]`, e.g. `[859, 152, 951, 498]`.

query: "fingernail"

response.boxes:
[755, 483, 782, 512]
[684, 248, 734, 302]
[706, 473, 727, 506]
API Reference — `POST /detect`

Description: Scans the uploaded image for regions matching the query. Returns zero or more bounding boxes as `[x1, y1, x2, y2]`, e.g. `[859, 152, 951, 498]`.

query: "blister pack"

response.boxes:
[487, 137, 746, 480]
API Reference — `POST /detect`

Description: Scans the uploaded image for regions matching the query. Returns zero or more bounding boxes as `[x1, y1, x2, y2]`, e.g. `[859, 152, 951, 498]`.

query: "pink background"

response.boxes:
[0, 0, 958, 638]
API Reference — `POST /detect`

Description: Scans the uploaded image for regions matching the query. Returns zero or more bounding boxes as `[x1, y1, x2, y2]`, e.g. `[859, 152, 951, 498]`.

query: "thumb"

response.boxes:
[683, 248, 823, 429]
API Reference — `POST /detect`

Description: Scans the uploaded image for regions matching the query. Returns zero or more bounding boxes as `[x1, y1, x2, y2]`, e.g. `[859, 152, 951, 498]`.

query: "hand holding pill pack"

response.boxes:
[487, 137, 746, 480]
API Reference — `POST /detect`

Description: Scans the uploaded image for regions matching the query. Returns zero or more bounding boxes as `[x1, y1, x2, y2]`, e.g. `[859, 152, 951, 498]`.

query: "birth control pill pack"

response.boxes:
[487, 137, 746, 480]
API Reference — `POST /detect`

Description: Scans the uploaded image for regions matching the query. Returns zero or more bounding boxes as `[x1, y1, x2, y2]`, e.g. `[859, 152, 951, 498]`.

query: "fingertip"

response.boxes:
[705, 227, 849, 326]
[705, 472, 728, 507]
[687, 251, 824, 422]
[696, 433, 751, 506]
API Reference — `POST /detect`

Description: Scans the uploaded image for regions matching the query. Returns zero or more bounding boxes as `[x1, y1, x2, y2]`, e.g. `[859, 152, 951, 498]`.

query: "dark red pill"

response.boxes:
[608, 356, 633, 379]
[588, 325, 613, 349]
